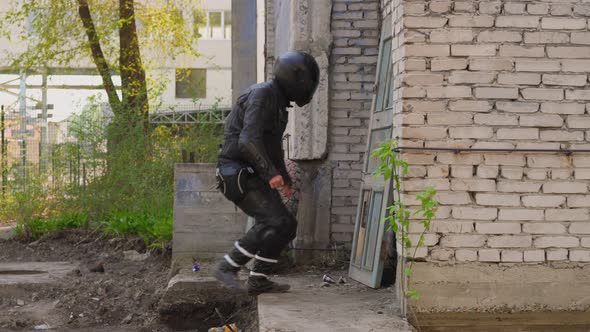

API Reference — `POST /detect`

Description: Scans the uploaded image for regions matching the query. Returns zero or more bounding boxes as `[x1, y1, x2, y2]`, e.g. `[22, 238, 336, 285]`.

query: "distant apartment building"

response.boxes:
[0, 0, 233, 166]
[156, 0, 232, 109]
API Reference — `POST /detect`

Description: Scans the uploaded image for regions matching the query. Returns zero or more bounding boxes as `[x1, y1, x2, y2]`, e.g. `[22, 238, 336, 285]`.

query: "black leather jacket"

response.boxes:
[218, 80, 292, 185]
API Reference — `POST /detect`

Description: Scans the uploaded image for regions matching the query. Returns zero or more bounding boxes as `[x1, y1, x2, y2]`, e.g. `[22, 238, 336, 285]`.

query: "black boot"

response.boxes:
[213, 259, 243, 290]
[214, 243, 256, 290]
[247, 275, 290, 296]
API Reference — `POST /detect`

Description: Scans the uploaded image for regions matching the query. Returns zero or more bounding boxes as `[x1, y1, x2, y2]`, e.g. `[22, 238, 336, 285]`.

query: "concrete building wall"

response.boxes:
[396, 0, 590, 265]
[391, 0, 590, 312]
[153, 0, 232, 107]
[267, 0, 590, 311]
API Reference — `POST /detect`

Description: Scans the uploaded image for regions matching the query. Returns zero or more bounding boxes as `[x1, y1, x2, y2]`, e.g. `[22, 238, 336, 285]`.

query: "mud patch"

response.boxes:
[0, 230, 173, 331]
[0, 230, 259, 331]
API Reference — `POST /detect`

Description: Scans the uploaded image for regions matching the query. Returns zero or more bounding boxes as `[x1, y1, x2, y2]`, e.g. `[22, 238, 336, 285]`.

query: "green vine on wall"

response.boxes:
[372, 139, 438, 300]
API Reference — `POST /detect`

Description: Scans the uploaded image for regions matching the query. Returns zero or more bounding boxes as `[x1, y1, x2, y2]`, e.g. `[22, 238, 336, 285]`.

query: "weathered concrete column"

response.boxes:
[231, 0, 257, 103]
[286, 0, 332, 160]
[266, 0, 333, 258]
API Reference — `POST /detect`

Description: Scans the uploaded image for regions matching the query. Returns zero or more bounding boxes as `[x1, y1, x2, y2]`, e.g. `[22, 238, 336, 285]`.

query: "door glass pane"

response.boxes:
[374, 39, 392, 113]
[385, 62, 394, 110]
[366, 127, 392, 173]
[362, 191, 384, 270]
[353, 190, 371, 266]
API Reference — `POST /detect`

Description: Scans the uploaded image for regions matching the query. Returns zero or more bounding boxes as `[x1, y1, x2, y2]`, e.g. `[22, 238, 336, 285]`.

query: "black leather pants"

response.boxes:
[221, 176, 297, 276]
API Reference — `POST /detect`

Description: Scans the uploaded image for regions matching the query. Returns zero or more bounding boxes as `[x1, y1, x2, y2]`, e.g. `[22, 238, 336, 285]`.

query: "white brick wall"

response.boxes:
[328, 0, 381, 243]
[399, 0, 590, 265]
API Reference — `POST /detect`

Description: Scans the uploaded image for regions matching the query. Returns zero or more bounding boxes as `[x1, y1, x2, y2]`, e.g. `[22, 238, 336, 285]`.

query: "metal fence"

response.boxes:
[0, 104, 100, 195]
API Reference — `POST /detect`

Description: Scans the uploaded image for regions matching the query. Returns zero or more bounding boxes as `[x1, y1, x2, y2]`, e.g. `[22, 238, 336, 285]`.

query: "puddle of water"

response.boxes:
[412, 311, 590, 332]
[0, 270, 48, 275]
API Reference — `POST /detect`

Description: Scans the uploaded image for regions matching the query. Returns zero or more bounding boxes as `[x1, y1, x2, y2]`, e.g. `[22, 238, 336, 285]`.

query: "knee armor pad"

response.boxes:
[260, 228, 279, 243]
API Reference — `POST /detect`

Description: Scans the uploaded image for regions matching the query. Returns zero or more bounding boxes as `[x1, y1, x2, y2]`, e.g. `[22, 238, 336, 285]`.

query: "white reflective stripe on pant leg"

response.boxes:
[224, 254, 240, 268]
[235, 241, 255, 258]
[255, 255, 279, 263]
[250, 271, 268, 278]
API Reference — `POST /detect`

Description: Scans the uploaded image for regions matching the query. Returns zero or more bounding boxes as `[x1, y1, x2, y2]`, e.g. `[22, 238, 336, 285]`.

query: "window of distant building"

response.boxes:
[194, 10, 231, 39]
[175, 68, 206, 99]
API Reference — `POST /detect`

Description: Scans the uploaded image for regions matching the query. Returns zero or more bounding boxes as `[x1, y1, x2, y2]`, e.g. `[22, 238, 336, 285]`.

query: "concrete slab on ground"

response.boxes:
[257, 273, 411, 332]
[0, 262, 76, 286]
[0, 225, 15, 240]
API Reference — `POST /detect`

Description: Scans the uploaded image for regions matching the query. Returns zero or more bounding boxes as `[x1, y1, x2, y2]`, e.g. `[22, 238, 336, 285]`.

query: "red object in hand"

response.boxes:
[283, 185, 294, 199]
[269, 175, 285, 189]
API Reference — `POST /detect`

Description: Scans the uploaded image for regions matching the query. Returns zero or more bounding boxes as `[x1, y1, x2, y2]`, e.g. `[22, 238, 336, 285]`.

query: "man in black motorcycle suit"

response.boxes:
[213, 51, 320, 296]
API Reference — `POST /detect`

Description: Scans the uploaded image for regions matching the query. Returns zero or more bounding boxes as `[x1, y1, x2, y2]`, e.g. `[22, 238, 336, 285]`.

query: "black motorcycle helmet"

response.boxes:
[273, 51, 320, 107]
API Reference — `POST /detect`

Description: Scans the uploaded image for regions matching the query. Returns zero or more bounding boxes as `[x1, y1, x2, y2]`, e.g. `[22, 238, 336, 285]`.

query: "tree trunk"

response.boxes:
[77, 0, 121, 111]
[119, 0, 149, 132]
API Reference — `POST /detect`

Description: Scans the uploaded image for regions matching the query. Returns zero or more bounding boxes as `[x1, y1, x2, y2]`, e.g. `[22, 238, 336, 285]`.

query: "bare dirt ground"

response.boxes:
[0, 228, 400, 332]
[0, 229, 175, 332]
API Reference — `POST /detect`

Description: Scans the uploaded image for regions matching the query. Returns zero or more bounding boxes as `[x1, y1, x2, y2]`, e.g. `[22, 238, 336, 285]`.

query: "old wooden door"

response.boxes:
[349, 15, 394, 288]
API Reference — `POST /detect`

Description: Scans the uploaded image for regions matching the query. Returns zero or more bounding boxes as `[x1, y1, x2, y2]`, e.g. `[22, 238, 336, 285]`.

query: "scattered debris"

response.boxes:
[320, 282, 331, 288]
[68, 268, 82, 277]
[89, 262, 105, 273]
[16, 299, 25, 306]
[28, 240, 41, 247]
[123, 250, 149, 262]
[338, 276, 347, 284]
[33, 323, 50, 330]
[322, 274, 336, 284]
[133, 290, 143, 301]
[121, 313, 133, 324]
[192, 264, 200, 272]
[208, 323, 239, 332]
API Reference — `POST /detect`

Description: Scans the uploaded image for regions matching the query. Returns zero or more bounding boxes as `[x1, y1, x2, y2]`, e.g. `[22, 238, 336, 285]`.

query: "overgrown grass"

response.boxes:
[14, 212, 89, 240]
[101, 209, 173, 249]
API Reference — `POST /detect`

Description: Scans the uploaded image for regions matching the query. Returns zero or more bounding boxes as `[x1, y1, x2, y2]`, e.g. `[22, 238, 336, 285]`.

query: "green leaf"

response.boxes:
[404, 267, 413, 277]
[406, 289, 421, 300]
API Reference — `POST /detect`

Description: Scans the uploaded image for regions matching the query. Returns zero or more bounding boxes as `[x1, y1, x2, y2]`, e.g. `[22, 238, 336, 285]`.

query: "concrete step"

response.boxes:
[158, 261, 255, 331]
[0, 261, 78, 311]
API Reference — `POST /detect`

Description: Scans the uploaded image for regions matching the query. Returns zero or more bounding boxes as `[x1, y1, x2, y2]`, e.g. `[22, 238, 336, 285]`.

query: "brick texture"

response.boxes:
[327, 0, 381, 243]
[395, 0, 590, 264]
